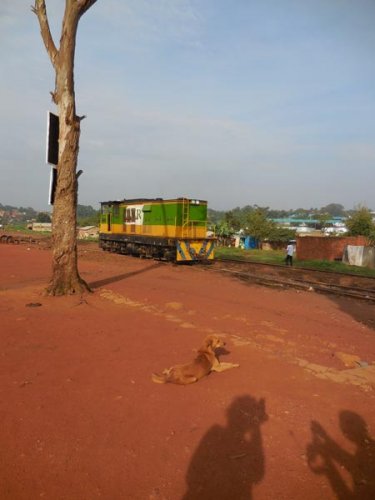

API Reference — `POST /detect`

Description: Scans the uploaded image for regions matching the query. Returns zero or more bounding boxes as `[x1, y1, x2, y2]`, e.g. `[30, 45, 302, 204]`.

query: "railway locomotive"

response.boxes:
[99, 197, 215, 262]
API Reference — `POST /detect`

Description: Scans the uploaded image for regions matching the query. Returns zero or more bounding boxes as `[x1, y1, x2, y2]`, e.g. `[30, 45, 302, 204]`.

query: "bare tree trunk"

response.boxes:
[33, 0, 97, 295]
[48, 102, 86, 295]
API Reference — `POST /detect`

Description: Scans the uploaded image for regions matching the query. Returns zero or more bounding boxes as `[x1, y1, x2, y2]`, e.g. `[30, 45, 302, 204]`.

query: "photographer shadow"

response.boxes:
[307, 411, 375, 499]
[183, 395, 268, 500]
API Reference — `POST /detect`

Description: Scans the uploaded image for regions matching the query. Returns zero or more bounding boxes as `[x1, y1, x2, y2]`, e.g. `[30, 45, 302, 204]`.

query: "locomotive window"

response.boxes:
[125, 207, 136, 222]
[113, 205, 120, 217]
[143, 205, 152, 212]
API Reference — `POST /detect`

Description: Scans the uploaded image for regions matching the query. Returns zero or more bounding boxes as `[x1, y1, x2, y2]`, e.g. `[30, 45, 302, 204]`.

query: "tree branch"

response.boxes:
[77, 0, 98, 18]
[31, 0, 59, 69]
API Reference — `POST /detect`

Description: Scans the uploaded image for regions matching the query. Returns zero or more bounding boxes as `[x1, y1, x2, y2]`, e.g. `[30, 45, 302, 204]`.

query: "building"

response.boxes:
[30, 222, 52, 232]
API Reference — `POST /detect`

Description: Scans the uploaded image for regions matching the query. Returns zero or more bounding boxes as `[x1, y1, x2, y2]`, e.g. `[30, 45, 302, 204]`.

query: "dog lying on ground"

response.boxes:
[151, 334, 239, 385]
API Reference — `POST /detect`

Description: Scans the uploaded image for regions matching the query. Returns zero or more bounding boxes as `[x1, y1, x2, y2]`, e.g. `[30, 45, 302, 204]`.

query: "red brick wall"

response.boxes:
[296, 236, 368, 261]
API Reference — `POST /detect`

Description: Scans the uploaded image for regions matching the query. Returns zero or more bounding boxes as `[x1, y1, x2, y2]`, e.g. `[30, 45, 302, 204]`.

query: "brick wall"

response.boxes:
[296, 236, 368, 261]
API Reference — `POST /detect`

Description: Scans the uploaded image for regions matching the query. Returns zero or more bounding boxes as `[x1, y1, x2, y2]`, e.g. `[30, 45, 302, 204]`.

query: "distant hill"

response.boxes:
[0, 203, 99, 227]
[77, 204, 99, 218]
[76, 205, 99, 226]
[0, 204, 38, 224]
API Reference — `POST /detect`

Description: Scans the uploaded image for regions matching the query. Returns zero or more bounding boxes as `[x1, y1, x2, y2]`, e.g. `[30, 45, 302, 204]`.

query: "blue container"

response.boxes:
[244, 236, 258, 249]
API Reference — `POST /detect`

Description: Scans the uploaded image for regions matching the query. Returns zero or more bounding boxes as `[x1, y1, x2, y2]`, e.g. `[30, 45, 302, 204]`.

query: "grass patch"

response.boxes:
[216, 246, 284, 264]
[1, 224, 31, 232]
[215, 246, 375, 277]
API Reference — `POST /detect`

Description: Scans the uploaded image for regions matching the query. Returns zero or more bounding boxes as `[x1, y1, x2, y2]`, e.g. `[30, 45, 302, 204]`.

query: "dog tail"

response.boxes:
[151, 372, 168, 384]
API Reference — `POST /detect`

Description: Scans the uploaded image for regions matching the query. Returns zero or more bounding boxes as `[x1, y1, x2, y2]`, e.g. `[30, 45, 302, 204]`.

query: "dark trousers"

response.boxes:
[285, 255, 293, 266]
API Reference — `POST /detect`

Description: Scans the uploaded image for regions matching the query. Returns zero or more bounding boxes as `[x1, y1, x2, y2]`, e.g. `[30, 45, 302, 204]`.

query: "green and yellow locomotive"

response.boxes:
[99, 197, 215, 262]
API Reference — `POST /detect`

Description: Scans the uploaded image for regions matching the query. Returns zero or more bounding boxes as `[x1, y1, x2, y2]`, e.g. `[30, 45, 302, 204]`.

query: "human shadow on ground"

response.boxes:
[183, 395, 268, 500]
[306, 410, 375, 499]
[89, 262, 163, 289]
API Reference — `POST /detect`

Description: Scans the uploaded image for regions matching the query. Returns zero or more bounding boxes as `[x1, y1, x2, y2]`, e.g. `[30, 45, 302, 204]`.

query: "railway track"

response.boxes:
[0, 234, 22, 244]
[212, 258, 375, 302]
[0, 233, 50, 246]
[3, 233, 375, 302]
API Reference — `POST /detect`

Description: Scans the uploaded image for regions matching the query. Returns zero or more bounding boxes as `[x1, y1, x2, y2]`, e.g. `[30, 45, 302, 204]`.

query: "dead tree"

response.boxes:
[32, 0, 97, 295]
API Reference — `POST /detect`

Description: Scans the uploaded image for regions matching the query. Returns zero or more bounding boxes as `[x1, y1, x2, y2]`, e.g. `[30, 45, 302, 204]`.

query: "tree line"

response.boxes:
[208, 203, 356, 225]
[3, 202, 374, 243]
[208, 204, 375, 244]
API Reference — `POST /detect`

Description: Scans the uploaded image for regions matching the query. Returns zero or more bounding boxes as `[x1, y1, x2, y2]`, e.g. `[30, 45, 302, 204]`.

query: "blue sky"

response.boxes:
[1, 0, 374, 211]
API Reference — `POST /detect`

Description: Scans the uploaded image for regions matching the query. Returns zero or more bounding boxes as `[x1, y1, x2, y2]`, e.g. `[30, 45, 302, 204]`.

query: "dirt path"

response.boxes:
[1, 244, 375, 499]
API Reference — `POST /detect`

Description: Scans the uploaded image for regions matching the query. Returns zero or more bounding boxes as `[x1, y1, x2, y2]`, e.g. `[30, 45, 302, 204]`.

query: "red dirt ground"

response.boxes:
[1, 243, 375, 499]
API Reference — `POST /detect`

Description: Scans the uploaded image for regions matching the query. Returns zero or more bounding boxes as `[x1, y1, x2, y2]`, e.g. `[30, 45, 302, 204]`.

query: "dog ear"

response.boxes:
[203, 335, 214, 349]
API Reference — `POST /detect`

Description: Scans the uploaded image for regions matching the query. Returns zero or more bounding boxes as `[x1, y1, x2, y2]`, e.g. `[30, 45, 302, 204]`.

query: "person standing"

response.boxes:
[285, 241, 294, 266]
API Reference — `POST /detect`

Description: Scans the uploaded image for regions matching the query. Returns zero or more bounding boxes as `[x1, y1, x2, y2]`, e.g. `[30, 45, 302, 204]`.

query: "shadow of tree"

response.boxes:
[329, 295, 375, 331]
[306, 411, 375, 499]
[183, 395, 268, 500]
[89, 262, 163, 289]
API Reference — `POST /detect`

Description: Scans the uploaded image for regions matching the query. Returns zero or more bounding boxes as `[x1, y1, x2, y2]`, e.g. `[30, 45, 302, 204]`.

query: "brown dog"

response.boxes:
[151, 335, 239, 385]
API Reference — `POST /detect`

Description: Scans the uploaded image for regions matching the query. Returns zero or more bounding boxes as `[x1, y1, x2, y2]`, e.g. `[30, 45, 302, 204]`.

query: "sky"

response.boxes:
[1, 0, 374, 212]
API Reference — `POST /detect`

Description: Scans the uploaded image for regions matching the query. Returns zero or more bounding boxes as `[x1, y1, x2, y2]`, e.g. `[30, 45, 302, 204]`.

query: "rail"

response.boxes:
[212, 258, 375, 301]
